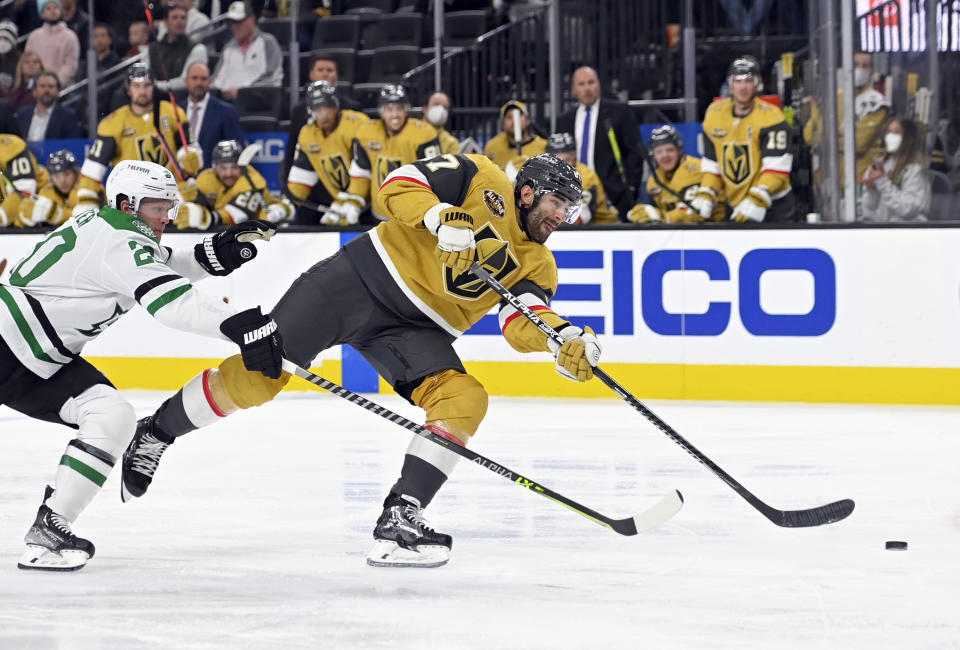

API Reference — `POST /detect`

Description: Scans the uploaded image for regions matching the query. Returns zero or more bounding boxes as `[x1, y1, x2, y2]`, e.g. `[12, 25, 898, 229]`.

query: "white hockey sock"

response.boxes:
[48, 440, 116, 522]
[156, 370, 232, 436]
[407, 431, 461, 477]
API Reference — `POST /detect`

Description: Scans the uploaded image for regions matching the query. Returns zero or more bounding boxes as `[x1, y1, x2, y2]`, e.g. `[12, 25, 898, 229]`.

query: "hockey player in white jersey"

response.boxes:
[0, 160, 283, 571]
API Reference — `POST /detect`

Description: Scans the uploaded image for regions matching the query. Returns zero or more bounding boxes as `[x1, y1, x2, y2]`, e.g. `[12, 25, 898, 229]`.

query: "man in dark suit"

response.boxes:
[16, 71, 83, 141]
[181, 61, 245, 169]
[557, 66, 643, 220]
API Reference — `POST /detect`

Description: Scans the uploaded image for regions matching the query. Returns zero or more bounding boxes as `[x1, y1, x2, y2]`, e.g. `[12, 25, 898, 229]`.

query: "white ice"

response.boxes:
[1, 391, 958, 650]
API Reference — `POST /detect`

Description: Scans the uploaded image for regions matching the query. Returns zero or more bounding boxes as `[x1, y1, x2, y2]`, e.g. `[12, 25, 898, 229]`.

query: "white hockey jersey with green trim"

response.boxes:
[0, 206, 236, 379]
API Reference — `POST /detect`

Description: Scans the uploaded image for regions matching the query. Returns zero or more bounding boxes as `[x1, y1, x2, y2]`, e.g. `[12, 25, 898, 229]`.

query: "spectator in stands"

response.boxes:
[425, 91, 460, 155]
[61, 0, 89, 54]
[0, 20, 21, 95]
[149, 2, 208, 92]
[287, 80, 369, 226]
[211, 1, 282, 101]
[283, 53, 359, 193]
[25, 0, 80, 86]
[860, 116, 930, 222]
[5, 51, 45, 112]
[557, 66, 643, 219]
[545, 132, 615, 224]
[692, 56, 796, 222]
[16, 70, 82, 140]
[181, 60, 244, 170]
[484, 99, 546, 175]
[91, 23, 119, 72]
[156, 0, 211, 41]
[124, 21, 150, 59]
[628, 125, 725, 224]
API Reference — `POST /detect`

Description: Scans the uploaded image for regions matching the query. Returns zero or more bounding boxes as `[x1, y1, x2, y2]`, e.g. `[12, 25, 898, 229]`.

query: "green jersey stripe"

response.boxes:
[0, 284, 57, 364]
[146, 284, 193, 316]
[59, 455, 107, 487]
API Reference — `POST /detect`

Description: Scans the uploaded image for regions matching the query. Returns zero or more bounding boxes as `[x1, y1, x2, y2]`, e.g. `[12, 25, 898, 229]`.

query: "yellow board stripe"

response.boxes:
[87, 357, 960, 406]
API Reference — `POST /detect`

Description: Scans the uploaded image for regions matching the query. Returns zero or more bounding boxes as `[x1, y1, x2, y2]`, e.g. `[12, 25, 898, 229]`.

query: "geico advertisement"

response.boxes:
[2, 228, 958, 367]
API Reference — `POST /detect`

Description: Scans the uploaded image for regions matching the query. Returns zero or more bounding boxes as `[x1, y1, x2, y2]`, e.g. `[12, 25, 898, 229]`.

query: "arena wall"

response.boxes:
[2, 227, 957, 404]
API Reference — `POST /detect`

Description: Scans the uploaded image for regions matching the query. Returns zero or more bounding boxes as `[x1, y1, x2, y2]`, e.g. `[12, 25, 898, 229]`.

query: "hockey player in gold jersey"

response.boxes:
[34, 150, 80, 227]
[0, 133, 60, 229]
[484, 100, 547, 172]
[74, 64, 201, 217]
[692, 57, 797, 223]
[287, 80, 370, 226]
[545, 132, 617, 223]
[343, 83, 441, 222]
[123, 153, 601, 569]
[175, 140, 293, 229]
[628, 125, 726, 223]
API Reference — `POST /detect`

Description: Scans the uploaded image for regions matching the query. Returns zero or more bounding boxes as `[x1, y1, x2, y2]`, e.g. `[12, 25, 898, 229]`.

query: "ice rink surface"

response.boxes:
[1, 390, 958, 650]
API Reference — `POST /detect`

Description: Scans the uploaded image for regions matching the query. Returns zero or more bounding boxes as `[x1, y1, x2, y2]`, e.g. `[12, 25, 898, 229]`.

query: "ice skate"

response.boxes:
[121, 415, 174, 502]
[18, 486, 95, 571]
[366, 494, 452, 568]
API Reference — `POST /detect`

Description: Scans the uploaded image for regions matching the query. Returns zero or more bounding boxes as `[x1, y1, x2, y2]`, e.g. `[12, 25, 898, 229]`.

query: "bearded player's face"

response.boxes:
[129, 79, 153, 108]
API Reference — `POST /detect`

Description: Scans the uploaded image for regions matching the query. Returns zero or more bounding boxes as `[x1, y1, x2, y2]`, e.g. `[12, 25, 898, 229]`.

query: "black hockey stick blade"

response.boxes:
[282, 359, 683, 535]
[470, 260, 856, 529]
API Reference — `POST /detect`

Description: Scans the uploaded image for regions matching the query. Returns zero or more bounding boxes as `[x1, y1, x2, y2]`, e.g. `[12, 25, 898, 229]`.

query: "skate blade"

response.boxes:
[120, 480, 134, 503]
[366, 539, 449, 568]
[17, 545, 88, 571]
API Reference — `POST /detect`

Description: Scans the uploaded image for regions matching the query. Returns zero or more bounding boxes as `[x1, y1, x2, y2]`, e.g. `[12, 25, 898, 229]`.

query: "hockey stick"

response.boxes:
[281, 358, 683, 535]
[470, 260, 855, 528]
[281, 186, 332, 214]
[0, 258, 6, 276]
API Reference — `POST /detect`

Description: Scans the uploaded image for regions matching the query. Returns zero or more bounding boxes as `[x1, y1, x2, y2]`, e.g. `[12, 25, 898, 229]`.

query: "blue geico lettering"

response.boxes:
[641, 248, 835, 337]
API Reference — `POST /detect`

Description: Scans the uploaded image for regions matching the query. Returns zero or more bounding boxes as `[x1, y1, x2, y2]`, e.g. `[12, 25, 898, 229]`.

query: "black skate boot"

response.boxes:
[366, 494, 452, 568]
[121, 415, 175, 502]
[18, 486, 95, 571]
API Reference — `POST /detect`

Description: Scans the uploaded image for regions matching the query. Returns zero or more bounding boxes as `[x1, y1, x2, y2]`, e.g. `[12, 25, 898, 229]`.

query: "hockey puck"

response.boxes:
[885, 541, 908, 550]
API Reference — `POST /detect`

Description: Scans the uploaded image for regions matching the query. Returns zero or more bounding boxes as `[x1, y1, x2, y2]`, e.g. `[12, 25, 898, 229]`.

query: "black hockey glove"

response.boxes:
[220, 307, 284, 379]
[195, 220, 277, 276]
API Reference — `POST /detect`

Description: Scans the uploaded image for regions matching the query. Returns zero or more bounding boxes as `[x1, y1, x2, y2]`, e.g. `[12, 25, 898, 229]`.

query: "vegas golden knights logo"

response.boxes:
[722, 142, 751, 185]
[136, 135, 169, 166]
[320, 154, 350, 192]
[376, 157, 403, 187]
[445, 223, 518, 300]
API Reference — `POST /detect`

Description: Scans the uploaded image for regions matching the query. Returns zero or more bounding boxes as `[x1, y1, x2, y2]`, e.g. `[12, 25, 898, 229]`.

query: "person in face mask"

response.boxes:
[859, 117, 930, 222]
[424, 91, 461, 155]
[24, 0, 80, 86]
[0, 21, 21, 95]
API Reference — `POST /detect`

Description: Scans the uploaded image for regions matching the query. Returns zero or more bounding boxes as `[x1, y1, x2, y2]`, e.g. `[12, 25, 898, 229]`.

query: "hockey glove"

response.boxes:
[175, 202, 212, 230]
[194, 220, 277, 276]
[424, 205, 476, 275]
[18, 195, 59, 227]
[320, 203, 344, 226]
[627, 203, 661, 223]
[265, 200, 292, 224]
[176, 145, 203, 178]
[220, 307, 284, 379]
[689, 195, 715, 220]
[547, 325, 602, 382]
[731, 187, 770, 223]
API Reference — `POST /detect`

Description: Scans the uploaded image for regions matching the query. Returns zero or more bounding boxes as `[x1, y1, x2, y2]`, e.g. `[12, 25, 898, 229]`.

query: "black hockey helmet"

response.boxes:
[546, 132, 576, 155]
[726, 55, 763, 92]
[47, 149, 79, 174]
[126, 63, 153, 86]
[306, 79, 339, 110]
[378, 83, 409, 108]
[212, 139, 242, 166]
[649, 124, 683, 152]
[514, 153, 582, 225]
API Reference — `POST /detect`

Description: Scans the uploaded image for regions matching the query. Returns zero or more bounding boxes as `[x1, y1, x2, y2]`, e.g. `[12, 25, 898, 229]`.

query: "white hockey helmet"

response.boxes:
[106, 160, 180, 217]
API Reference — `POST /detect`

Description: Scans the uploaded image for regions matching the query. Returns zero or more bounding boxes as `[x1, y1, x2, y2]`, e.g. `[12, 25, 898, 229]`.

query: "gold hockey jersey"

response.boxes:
[645, 155, 725, 222]
[287, 109, 370, 201]
[483, 132, 547, 171]
[77, 101, 188, 206]
[0, 134, 40, 228]
[576, 162, 617, 224]
[37, 184, 78, 227]
[372, 153, 569, 352]
[347, 118, 441, 217]
[187, 166, 288, 227]
[700, 98, 792, 208]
